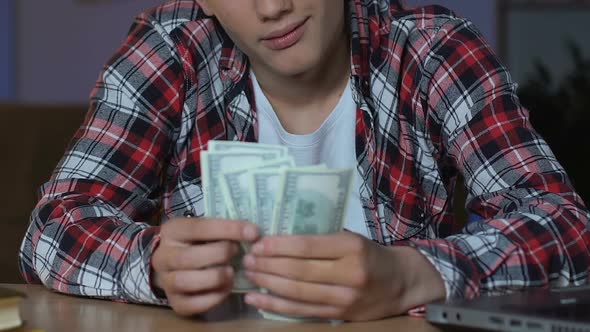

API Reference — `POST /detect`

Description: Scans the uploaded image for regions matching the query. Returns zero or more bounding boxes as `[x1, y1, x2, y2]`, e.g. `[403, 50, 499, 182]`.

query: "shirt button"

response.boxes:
[183, 209, 196, 218]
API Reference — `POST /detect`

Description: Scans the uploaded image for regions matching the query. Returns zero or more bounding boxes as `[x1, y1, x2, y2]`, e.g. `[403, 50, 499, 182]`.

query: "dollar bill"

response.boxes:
[220, 157, 295, 221]
[200, 140, 356, 312]
[249, 170, 284, 237]
[208, 140, 288, 157]
[201, 150, 282, 218]
[200, 150, 282, 293]
[272, 168, 353, 236]
[259, 167, 353, 322]
[250, 165, 326, 237]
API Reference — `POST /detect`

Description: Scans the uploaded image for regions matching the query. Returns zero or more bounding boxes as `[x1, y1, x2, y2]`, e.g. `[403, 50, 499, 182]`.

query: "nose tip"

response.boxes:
[255, 0, 293, 21]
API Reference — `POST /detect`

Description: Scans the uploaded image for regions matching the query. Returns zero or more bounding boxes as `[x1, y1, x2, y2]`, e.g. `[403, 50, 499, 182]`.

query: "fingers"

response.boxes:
[151, 217, 259, 317]
[164, 266, 234, 294]
[170, 288, 232, 317]
[158, 241, 239, 271]
[245, 271, 355, 308]
[162, 218, 259, 244]
[243, 255, 369, 288]
[161, 265, 235, 316]
[251, 232, 364, 259]
[243, 255, 356, 286]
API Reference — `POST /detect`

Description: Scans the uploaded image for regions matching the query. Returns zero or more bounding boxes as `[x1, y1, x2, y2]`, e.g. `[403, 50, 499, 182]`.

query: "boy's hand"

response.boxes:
[151, 218, 259, 316]
[242, 232, 446, 321]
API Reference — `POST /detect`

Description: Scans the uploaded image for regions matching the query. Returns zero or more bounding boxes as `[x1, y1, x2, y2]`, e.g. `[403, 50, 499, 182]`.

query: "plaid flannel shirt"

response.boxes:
[19, 0, 590, 305]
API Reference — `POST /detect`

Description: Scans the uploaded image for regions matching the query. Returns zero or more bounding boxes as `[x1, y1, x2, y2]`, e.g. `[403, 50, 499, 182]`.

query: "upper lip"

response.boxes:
[261, 18, 308, 40]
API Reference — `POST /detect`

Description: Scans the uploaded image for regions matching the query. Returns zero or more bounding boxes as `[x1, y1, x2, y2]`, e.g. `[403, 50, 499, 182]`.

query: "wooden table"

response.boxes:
[2, 284, 442, 332]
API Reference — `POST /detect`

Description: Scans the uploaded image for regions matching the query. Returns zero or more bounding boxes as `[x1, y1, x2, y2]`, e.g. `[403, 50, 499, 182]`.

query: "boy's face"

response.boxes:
[197, 0, 347, 77]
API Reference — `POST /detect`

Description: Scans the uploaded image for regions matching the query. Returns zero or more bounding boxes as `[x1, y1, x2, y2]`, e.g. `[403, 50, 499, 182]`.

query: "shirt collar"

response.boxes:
[216, 0, 401, 97]
[218, 26, 249, 91]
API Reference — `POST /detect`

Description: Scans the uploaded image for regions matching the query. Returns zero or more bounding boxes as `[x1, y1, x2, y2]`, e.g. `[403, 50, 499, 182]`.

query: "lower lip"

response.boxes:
[261, 19, 307, 51]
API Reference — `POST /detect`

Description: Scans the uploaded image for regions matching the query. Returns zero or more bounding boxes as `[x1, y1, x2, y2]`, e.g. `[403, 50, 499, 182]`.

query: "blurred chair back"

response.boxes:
[0, 104, 86, 282]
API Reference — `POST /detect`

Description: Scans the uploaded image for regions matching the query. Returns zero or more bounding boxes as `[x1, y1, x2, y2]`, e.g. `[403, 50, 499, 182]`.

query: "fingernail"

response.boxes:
[244, 294, 257, 305]
[252, 242, 264, 254]
[225, 266, 234, 277]
[243, 225, 258, 240]
[243, 255, 255, 268]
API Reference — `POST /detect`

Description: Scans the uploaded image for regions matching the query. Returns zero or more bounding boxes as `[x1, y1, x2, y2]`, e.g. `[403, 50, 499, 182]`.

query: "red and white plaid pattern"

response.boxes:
[19, 0, 590, 306]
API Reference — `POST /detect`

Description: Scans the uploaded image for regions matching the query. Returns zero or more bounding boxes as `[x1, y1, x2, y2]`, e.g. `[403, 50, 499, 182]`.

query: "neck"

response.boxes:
[250, 31, 350, 111]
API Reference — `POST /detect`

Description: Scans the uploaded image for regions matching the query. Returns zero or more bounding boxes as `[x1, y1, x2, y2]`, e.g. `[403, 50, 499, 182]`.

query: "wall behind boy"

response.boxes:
[15, 0, 496, 103]
[16, 0, 162, 103]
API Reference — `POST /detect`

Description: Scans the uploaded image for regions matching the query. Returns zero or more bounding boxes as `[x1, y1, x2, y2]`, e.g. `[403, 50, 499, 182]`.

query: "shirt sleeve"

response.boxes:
[408, 17, 590, 299]
[18, 12, 185, 304]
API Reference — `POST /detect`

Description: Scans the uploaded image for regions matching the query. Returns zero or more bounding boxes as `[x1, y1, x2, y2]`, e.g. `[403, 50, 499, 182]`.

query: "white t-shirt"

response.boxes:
[252, 72, 369, 238]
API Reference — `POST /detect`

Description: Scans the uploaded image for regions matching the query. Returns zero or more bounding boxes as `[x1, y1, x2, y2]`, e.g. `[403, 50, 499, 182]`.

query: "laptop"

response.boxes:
[426, 285, 590, 331]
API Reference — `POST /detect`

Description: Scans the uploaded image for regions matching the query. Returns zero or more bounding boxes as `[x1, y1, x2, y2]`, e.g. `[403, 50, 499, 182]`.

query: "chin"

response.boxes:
[268, 54, 322, 78]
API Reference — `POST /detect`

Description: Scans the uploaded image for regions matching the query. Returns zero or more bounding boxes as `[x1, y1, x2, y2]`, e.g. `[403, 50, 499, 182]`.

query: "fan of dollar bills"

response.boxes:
[200, 140, 354, 321]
